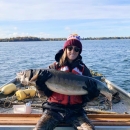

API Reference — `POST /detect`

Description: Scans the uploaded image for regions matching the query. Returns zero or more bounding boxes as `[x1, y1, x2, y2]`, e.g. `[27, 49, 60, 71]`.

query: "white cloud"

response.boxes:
[65, 27, 71, 32]
[0, 0, 130, 38]
[0, 28, 52, 38]
[34, 32, 52, 38]
[64, 27, 79, 35]
[0, 0, 130, 21]
[14, 27, 18, 30]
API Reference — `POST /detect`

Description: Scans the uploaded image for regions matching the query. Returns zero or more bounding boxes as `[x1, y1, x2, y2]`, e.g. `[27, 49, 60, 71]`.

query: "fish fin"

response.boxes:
[30, 74, 38, 82]
[28, 81, 36, 86]
[30, 70, 42, 82]
[100, 90, 112, 101]
[82, 86, 88, 90]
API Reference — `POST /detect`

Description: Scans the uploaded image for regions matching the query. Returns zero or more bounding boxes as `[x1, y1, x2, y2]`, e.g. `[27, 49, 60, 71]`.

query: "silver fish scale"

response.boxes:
[17, 69, 111, 98]
[45, 72, 87, 95]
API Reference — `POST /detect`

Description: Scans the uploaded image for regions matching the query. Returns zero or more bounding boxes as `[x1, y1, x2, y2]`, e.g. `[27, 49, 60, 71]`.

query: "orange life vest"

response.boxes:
[48, 64, 84, 105]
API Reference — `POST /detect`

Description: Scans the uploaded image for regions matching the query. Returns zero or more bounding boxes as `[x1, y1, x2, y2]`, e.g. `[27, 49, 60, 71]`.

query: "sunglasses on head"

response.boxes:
[67, 46, 80, 52]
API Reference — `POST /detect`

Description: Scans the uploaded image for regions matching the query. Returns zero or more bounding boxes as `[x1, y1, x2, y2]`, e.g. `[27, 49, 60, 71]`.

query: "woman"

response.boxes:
[34, 34, 100, 130]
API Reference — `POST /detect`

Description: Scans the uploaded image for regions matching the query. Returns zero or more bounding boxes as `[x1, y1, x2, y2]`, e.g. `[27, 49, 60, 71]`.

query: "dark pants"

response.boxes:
[33, 108, 95, 130]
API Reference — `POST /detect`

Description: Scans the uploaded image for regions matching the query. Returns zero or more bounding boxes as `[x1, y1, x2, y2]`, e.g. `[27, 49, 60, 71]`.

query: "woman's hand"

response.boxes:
[36, 70, 52, 87]
[35, 70, 53, 97]
[83, 79, 97, 93]
[82, 79, 100, 101]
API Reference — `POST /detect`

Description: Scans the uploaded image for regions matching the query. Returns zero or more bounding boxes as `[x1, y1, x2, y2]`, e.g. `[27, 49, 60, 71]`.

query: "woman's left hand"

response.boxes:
[82, 79, 100, 100]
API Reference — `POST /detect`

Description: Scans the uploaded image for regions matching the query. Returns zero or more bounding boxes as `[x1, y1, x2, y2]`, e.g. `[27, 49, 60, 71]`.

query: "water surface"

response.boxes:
[0, 39, 130, 92]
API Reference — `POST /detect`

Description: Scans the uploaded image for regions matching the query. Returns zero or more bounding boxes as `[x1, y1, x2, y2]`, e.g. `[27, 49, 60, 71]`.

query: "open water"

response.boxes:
[0, 39, 130, 92]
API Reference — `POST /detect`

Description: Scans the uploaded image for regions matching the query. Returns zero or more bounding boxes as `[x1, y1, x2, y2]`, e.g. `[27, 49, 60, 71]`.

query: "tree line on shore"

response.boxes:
[0, 36, 130, 42]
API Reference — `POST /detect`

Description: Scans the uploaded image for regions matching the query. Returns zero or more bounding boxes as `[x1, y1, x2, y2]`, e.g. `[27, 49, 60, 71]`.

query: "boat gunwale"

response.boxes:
[0, 113, 130, 126]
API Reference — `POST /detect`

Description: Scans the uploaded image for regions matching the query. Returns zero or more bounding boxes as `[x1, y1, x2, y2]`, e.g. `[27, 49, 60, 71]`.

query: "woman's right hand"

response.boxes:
[36, 70, 53, 97]
[36, 70, 52, 87]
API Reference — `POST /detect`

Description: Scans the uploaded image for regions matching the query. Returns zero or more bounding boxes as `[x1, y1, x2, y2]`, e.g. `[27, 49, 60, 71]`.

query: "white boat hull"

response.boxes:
[1, 125, 130, 130]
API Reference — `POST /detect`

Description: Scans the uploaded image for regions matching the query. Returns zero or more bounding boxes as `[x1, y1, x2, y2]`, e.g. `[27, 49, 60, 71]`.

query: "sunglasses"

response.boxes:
[67, 46, 80, 52]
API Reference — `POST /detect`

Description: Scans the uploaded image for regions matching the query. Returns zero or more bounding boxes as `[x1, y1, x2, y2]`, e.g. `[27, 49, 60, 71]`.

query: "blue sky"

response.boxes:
[0, 0, 130, 38]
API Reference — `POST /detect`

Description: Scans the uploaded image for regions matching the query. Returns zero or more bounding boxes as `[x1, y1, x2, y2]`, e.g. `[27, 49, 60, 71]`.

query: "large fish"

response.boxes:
[16, 69, 112, 101]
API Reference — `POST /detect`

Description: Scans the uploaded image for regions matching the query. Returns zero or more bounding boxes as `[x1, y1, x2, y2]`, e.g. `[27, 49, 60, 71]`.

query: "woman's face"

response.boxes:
[66, 46, 80, 62]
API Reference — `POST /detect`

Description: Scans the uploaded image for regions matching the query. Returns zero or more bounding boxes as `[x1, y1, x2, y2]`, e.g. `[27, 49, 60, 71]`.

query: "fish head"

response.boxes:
[16, 69, 39, 86]
[16, 70, 31, 85]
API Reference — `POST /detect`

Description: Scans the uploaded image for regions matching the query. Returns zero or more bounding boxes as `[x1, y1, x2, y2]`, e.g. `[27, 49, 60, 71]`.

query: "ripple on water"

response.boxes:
[0, 40, 130, 92]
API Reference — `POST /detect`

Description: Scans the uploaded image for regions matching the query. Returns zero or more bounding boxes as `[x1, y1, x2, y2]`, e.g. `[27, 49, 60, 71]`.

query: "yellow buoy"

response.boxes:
[0, 83, 17, 95]
[15, 89, 36, 100]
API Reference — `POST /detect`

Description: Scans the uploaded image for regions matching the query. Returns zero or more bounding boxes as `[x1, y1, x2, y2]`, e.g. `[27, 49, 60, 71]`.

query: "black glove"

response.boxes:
[82, 79, 100, 101]
[83, 79, 97, 93]
[36, 70, 53, 97]
[36, 70, 52, 87]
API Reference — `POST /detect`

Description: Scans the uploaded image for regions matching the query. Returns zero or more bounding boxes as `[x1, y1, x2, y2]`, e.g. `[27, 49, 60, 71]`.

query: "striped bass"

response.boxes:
[16, 69, 112, 101]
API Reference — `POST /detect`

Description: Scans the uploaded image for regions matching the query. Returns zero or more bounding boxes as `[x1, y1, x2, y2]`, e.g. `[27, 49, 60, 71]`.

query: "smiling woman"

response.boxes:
[61, 34, 82, 63]
[33, 34, 100, 130]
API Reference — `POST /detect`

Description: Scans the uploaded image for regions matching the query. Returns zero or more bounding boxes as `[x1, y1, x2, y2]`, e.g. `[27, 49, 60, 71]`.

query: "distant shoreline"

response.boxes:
[0, 36, 130, 42]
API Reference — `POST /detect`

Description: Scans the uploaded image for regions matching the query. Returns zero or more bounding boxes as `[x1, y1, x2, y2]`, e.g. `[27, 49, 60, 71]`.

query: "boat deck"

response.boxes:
[1, 77, 130, 129]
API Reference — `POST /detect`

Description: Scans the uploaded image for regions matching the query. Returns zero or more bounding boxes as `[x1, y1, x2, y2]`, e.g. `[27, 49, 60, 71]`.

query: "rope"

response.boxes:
[23, 90, 30, 98]
[3, 94, 17, 108]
